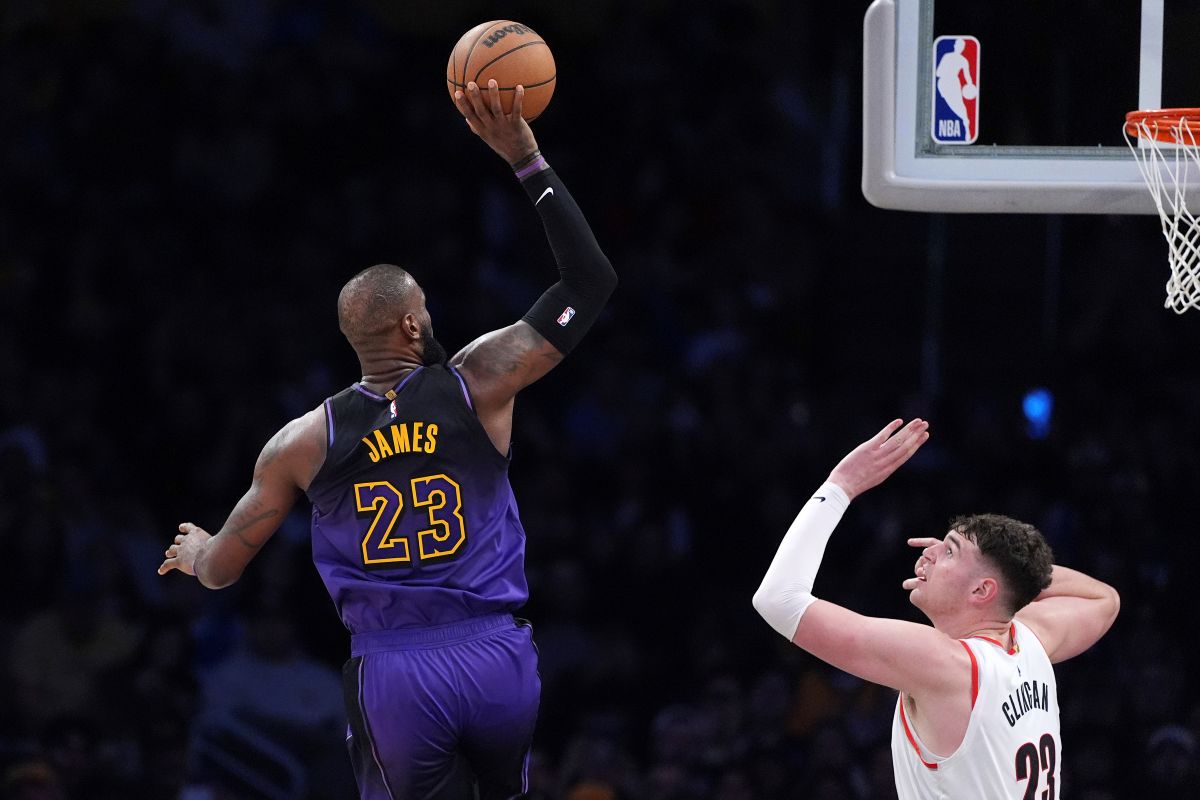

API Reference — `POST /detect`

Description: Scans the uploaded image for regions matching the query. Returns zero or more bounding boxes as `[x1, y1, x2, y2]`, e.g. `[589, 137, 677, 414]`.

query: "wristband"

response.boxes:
[511, 150, 541, 170]
[514, 152, 549, 180]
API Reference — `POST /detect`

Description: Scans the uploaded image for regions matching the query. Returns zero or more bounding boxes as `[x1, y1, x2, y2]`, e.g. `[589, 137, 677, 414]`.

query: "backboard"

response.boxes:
[863, 0, 1200, 213]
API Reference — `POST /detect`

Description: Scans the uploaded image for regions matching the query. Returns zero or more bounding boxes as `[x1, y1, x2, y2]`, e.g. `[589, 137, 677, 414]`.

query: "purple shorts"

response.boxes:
[342, 614, 541, 800]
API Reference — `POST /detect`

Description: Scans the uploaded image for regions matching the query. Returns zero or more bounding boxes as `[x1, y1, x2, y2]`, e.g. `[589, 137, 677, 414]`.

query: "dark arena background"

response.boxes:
[2, 2, 1199, 799]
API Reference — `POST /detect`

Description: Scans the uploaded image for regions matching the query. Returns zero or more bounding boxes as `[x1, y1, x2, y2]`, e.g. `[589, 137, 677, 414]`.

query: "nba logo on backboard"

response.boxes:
[557, 306, 576, 326]
[931, 36, 980, 144]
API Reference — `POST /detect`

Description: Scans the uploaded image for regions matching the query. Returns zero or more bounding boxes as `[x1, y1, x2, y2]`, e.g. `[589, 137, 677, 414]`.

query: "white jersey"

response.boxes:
[892, 619, 1061, 800]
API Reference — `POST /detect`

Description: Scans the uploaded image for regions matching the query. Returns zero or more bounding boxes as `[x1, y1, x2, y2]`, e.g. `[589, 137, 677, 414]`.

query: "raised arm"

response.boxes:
[158, 406, 326, 589]
[752, 420, 963, 697]
[1014, 565, 1120, 663]
[450, 81, 617, 413]
[791, 601, 972, 696]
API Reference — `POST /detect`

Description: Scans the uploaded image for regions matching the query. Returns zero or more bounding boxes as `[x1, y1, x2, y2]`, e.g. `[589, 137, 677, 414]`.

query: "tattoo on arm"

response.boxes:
[228, 508, 280, 550]
[452, 321, 566, 417]
[257, 433, 286, 469]
[221, 426, 300, 550]
[486, 324, 563, 376]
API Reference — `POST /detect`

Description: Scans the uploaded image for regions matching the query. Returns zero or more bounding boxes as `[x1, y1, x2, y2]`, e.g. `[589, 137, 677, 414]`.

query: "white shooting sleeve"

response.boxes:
[752, 481, 850, 640]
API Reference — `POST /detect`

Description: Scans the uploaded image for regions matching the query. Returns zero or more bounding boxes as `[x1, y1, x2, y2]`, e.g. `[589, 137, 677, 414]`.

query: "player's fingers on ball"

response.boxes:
[458, 102, 482, 129]
[465, 81, 490, 117]
[454, 89, 477, 118]
[512, 85, 524, 118]
[456, 99, 485, 132]
[487, 79, 503, 115]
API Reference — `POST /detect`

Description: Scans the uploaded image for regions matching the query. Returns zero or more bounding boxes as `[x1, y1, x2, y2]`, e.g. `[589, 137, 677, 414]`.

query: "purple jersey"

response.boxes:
[306, 365, 528, 633]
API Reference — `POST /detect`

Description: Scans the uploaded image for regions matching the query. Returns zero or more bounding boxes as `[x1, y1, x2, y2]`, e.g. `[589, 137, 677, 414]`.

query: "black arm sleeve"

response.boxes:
[518, 165, 617, 355]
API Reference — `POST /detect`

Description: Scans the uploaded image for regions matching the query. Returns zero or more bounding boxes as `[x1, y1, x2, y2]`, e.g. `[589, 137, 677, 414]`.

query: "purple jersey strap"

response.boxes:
[323, 397, 335, 447]
[448, 367, 475, 411]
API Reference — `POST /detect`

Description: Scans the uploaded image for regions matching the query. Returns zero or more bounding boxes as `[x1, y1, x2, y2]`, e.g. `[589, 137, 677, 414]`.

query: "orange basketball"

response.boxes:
[447, 20, 556, 121]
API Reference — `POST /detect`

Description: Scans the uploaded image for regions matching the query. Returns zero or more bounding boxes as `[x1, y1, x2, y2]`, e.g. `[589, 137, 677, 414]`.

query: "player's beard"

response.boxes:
[419, 324, 448, 366]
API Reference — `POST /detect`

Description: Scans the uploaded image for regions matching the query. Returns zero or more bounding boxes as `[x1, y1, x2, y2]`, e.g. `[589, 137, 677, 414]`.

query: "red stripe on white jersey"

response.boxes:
[898, 696, 939, 770]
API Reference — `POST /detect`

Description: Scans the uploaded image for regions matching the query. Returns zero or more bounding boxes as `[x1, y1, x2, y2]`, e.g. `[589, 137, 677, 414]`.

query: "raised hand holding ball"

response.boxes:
[447, 20, 556, 121]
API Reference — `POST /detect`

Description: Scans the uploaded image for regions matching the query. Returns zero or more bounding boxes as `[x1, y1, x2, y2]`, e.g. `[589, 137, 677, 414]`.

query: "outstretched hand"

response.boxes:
[828, 418, 929, 501]
[158, 522, 212, 577]
[454, 79, 539, 166]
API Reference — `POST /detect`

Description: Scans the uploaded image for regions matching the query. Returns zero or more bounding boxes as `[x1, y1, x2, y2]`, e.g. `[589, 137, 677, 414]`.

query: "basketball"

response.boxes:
[447, 20, 556, 121]
[962, 83, 978, 100]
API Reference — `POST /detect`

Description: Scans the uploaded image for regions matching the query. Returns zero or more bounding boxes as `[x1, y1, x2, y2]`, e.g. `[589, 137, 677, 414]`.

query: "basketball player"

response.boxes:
[753, 419, 1120, 797]
[158, 80, 617, 799]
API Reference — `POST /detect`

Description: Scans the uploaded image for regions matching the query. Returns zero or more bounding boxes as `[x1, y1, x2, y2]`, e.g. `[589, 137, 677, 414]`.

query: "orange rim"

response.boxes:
[1126, 108, 1200, 143]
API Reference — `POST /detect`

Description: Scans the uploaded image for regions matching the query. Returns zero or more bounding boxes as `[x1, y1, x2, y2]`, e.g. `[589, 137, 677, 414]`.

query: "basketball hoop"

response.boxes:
[1123, 109, 1200, 313]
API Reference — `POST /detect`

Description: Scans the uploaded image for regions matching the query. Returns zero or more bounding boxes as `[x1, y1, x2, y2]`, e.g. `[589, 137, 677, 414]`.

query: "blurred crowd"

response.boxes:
[2, 2, 1199, 799]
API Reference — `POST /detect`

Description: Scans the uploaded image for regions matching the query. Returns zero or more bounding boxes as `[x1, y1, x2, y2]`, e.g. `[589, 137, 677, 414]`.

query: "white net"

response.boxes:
[1123, 112, 1200, 314]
